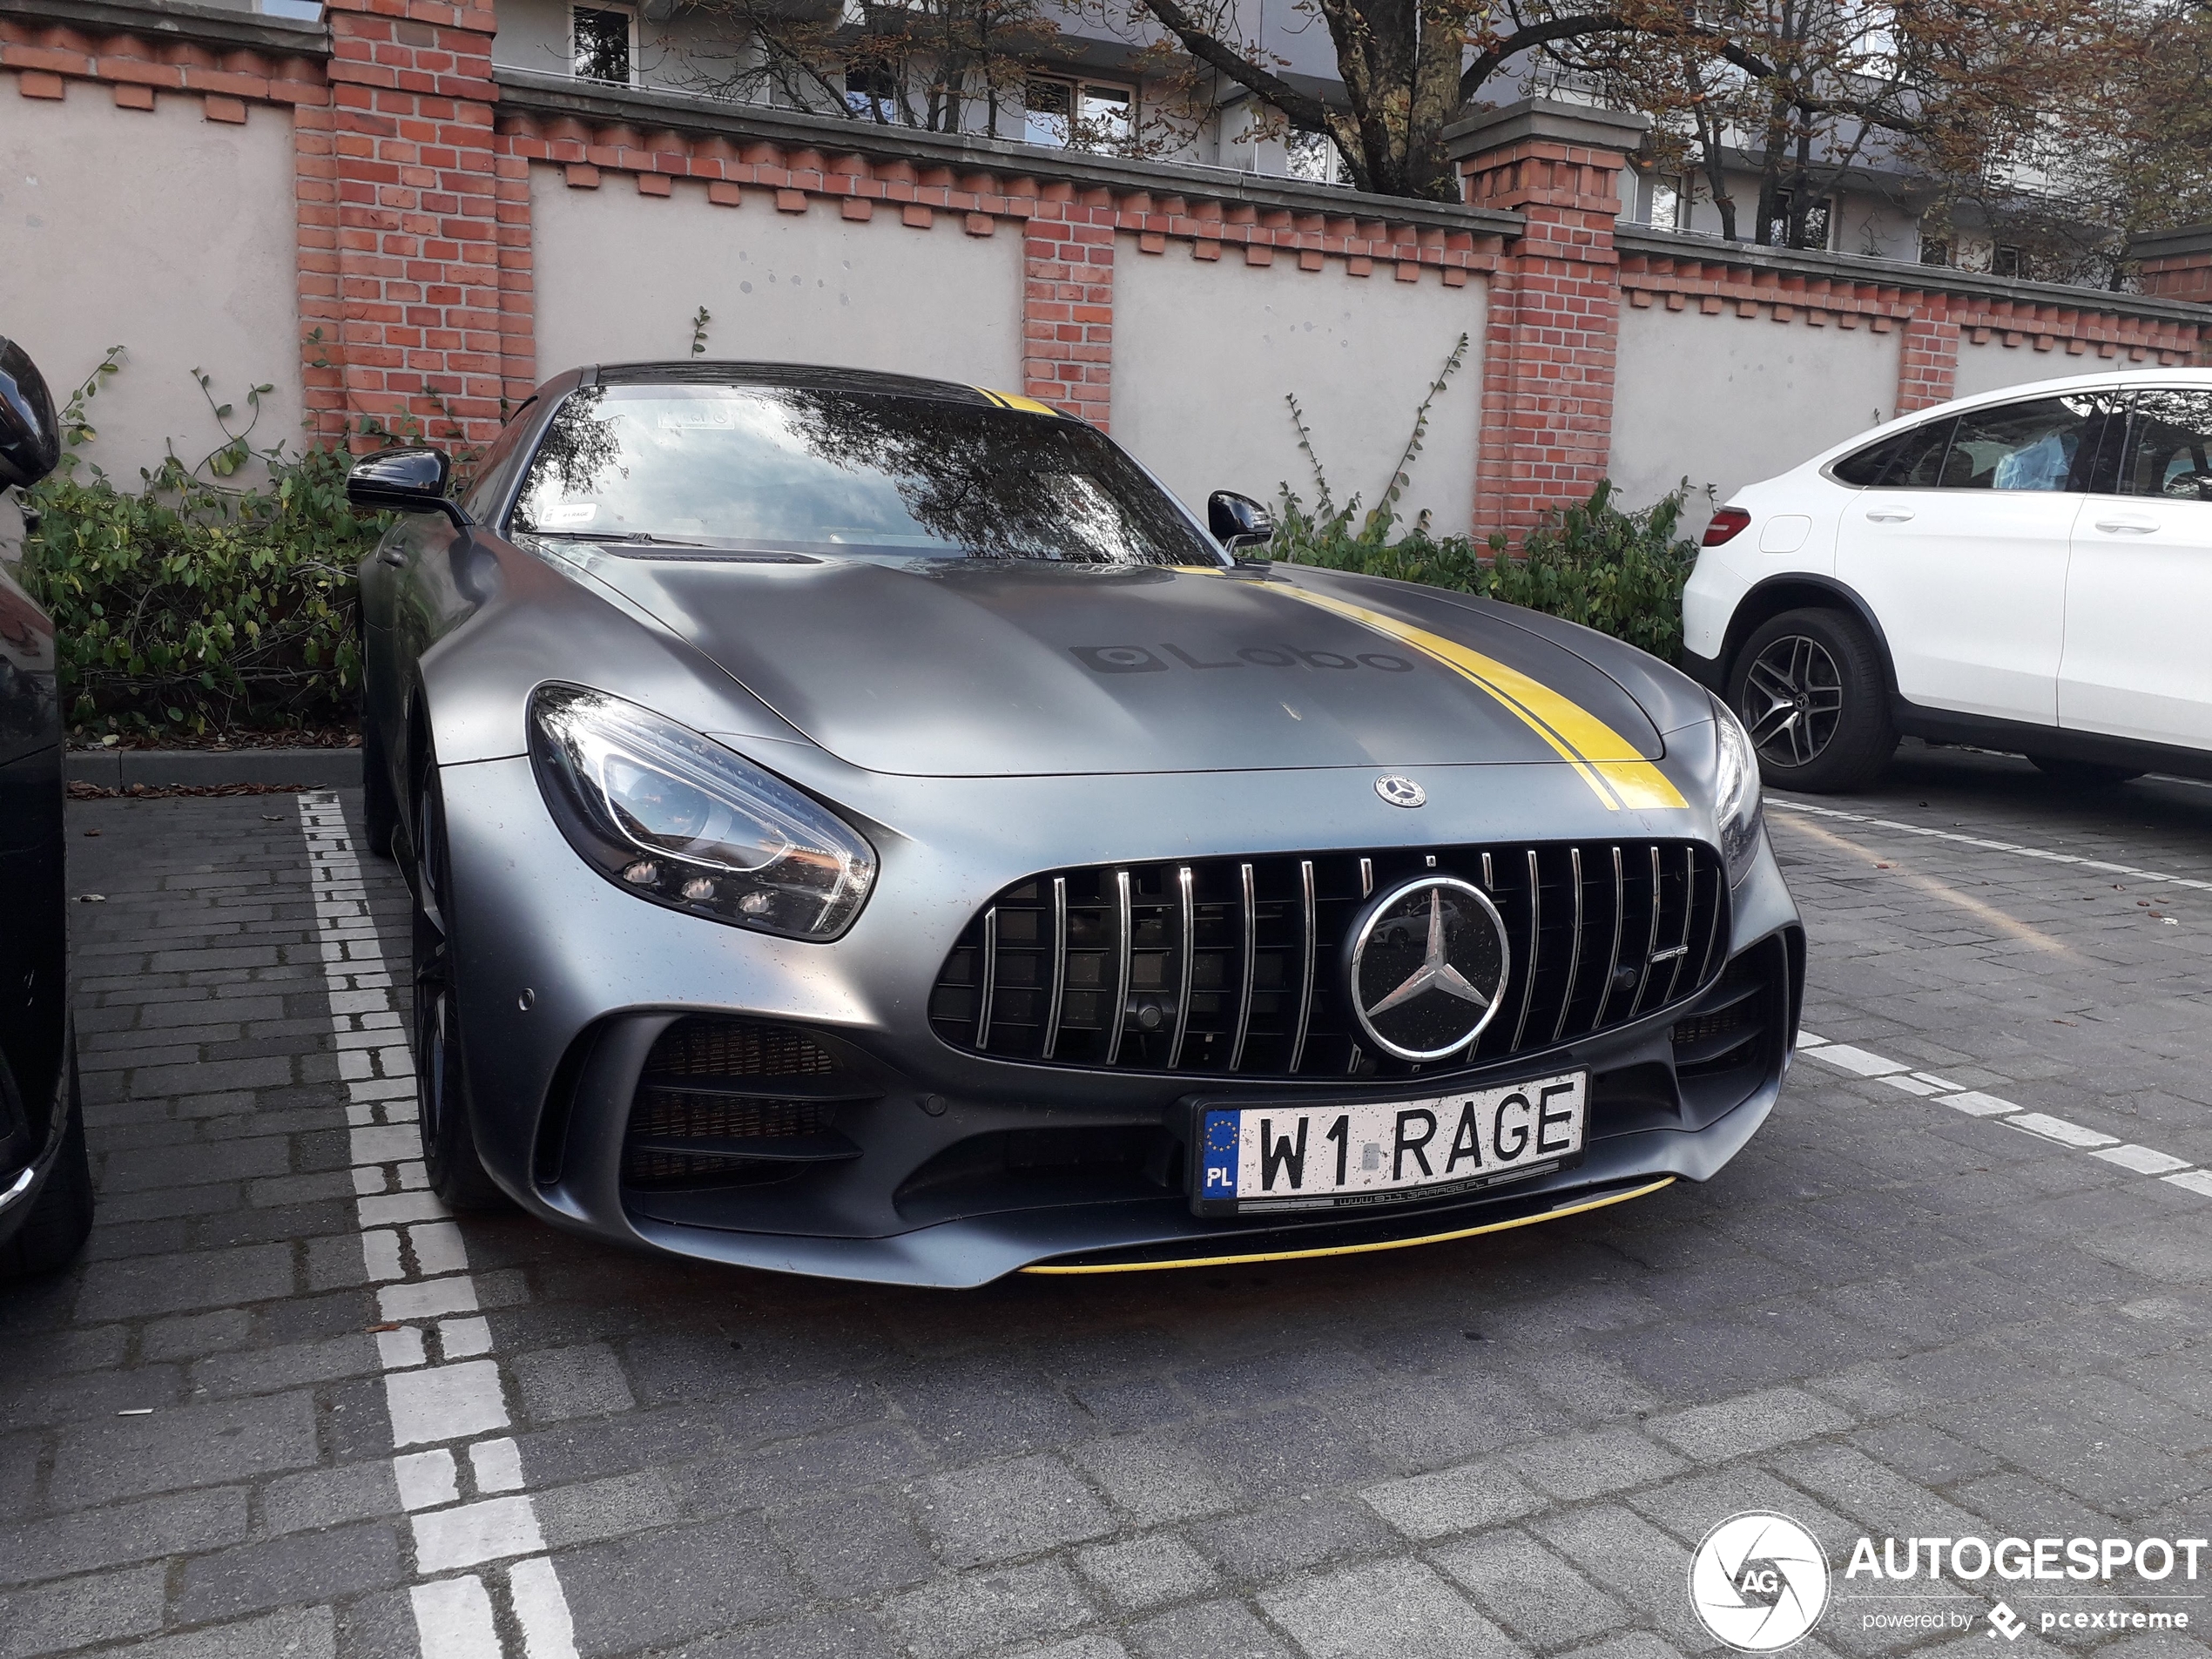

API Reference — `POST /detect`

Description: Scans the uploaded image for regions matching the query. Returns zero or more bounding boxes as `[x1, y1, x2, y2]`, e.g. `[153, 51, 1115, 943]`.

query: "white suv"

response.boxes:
[1682, 368, 2212, 792]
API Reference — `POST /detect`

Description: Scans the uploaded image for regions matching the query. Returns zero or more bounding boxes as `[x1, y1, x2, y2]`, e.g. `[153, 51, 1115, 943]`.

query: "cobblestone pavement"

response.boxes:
[5, 738, 2212, 1659]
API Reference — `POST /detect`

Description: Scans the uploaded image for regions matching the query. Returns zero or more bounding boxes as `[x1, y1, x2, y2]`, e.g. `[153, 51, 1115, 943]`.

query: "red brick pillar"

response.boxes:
[2129, 226, 2212, 364]
[1023, 183, 1115, 428]
[1452, 100, 1646, 543]
[303, 0, 516, 453]
[1896, 302, 1959, 414]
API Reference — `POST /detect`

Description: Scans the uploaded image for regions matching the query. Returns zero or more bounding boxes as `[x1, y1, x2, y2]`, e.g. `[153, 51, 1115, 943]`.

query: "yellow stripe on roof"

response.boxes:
[974, 387, 1063, 416]
[1020, 1177, 1676, 1274]
[1268, 583, 1687, 813]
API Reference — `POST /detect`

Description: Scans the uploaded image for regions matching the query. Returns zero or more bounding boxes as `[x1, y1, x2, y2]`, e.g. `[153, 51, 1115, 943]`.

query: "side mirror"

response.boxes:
[1208, 489, 1273, 551]
[347, 447, 469, 528]
[0, 338, 62, 491]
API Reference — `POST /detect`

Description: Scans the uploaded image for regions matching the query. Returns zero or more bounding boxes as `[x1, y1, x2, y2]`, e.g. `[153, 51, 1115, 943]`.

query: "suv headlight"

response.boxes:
[1710, 692, 1764, 886]
[529, 685, 876, 940]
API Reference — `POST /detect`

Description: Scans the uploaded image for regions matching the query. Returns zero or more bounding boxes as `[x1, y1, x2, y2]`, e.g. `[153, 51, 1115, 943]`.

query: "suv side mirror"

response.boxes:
[347, 447, 469, 528]
[1208, 489, 1273, 551]
[0, 338, 62, 491]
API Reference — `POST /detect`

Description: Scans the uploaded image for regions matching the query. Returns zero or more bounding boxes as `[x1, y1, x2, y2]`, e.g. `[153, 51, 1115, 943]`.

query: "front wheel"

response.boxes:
[1728, 608, 1896, 793]
[0, 1049, 93, 1278]
[411, 770, 509, 1211]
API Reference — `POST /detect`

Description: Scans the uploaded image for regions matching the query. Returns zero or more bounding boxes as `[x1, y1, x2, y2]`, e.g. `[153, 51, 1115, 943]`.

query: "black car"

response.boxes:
[0, 337, 91, 1277]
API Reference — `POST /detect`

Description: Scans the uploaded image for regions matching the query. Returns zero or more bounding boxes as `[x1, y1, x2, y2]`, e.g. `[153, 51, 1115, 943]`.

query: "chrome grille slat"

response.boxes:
[933, 840, 1726, 1080]
[1552, 846, 1585, 1045]
[1041, 875, 1068, 1060]
[1662, 846, 1696, 1005]
[1629, 845, 1663, 1017]
[1593, 845, 1626, 1032]
[1167, 866, 1197, 1068]
[1228, 861, 1257, 1072]
[974, 907, 999, 1049]
[1289, 859, 1317, 1074]
[1511, 848, 1540, 1049]
[1103, 869, 1133, 1066]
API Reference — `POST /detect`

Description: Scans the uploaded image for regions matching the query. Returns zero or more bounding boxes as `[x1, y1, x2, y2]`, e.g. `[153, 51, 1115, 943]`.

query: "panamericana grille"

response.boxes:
[928, 841, 1729, 1080]
[622, 1016, 867, 1190]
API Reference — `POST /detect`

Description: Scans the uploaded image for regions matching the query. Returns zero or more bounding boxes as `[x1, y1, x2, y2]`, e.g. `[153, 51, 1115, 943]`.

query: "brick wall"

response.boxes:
[8, 13, 2212, 527]
[1456, 108, 1640, 543]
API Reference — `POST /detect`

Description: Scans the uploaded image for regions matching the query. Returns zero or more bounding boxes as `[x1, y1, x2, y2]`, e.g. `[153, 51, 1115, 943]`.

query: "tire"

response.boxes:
[1728, 608, 1897, 793]
[0, 1050, 93, 1278]
[2030, 755, 2144, 788]
[361, 694, 399, 861]
[410, 766, 509, 1211]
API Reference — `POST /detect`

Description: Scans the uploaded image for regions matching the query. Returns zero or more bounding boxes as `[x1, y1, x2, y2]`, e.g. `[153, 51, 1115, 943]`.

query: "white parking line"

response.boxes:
[1768, 798, 2212, 894]
[299, 794, 578, 1659]
[1794, 1031, 2205, 1198]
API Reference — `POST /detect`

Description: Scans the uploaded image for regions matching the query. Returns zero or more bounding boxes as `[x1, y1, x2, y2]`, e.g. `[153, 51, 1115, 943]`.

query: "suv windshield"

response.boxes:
[509, 383, 1221, 565]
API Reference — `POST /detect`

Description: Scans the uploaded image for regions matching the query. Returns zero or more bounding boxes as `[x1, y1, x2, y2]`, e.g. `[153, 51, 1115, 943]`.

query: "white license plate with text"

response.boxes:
[1190, 1071, 1587, 1216]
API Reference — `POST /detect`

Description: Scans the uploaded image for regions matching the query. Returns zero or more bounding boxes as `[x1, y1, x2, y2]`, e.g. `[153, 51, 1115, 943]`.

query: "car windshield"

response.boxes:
[508, 382, 1221, 564]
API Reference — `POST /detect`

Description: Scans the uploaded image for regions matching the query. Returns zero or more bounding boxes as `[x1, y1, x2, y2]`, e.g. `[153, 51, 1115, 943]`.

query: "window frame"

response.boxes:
[570, 3, 636, 86]
[1022, 74, 1137, 153]
[2114, 387, 2212, 503]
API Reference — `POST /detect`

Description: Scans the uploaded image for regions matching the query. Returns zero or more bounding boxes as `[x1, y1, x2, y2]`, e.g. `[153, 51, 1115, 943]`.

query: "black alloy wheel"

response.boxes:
[410, 768, 508, 1210]
[1728, 608, 1896, 793]
[1741, 632, 1844, 770]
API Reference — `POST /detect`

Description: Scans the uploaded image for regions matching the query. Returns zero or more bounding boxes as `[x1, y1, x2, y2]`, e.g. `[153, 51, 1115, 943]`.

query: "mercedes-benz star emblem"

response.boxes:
[1347, 875, 1510, 1061]
[1374, 775, 1426, 808]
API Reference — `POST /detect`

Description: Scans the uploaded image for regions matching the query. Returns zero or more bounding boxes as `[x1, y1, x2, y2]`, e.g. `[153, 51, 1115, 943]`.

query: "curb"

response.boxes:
[67, 747, 364, 790]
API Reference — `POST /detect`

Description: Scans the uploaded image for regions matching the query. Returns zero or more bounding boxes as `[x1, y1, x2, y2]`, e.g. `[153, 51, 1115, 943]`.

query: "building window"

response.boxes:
[1919, 239, 1951, 266]
[845, 61, 899, 121]
[572, 5, 632, 84]
[1759, 192, 1831, 250]
[1646, 173, 1686, 230]
[1993, 245, 2027, 279]
[1024, 78, 1134, 152]
[1285, 130, 1347, 185]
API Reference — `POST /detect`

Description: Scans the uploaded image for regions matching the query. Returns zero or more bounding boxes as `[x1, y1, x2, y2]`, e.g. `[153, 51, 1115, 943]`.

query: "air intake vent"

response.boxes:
[927, 841, 1727, 1080]
[622, 1016, 871, 1190]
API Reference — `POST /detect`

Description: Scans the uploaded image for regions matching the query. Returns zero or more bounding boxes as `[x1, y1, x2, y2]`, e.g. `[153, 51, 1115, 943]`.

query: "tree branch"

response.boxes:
[1129, 0, 1336, 132]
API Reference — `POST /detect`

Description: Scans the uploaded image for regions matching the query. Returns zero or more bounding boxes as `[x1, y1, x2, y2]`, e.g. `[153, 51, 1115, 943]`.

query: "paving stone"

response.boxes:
[882, 1560, 1095, 1659]
[1505, 1428, 1692, 1501]
[772, 1492, 938, 1600]
[919, 1453, 1116, 1567]
[1126, 1597, 1297, 1659]
[172, 1519, 406, 1623]
[1075, 1533, 1218, 1611]
[1190, 1495, 1394, 1581]
[1260, 1555, 1521, 1659]
[512, 1343, 637, 1423]
[108, 1607, 340, 1659]
[260, 1461, 402, 1536]
[1360, 1459, 1547, 1541]
[0, 1564, 165, 1659]
[48, 1390, 320, 1507]
[1647, 1387, 1855, 1463]
[557, 1515, 804, 1655]
[1431, 1526, 1630, 1650]
[71, 1242, 294, 1320]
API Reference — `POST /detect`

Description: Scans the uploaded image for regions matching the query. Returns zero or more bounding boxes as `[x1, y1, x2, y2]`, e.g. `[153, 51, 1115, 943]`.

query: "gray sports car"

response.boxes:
[354, 362, 1804, 1287]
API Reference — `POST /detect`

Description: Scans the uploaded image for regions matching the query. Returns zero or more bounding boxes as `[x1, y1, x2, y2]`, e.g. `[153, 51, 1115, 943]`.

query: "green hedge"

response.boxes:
[18, 448, 385, 738]
[1269, 477, 1706, 664]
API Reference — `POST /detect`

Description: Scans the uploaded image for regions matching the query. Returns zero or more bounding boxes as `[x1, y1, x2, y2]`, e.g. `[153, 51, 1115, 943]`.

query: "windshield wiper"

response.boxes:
[529, 529, 707, 547]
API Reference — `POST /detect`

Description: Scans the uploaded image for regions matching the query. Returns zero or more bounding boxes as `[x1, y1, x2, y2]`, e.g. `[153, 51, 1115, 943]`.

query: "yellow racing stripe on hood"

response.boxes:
[975, 387, 1063, 417]
[1269, 583, 1687, 812]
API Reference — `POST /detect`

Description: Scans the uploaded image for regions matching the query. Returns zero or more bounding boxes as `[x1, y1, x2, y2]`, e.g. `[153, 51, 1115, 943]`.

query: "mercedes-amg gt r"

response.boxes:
[354, 361, 1804, 1286]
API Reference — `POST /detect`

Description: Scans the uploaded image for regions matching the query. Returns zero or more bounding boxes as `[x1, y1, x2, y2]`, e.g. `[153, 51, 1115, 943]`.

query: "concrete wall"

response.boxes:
[1608, 300, 1901, 506]
[529, 172, 1027, 388]
[1952, 339, 2130, 401]
[1110, 245, 1486, 529]
[0, 91, 305, 482]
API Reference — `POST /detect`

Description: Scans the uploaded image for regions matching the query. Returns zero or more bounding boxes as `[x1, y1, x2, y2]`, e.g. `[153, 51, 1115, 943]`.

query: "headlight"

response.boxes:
[529, 685, 876, 940]
[1710, 692, 1764, 886]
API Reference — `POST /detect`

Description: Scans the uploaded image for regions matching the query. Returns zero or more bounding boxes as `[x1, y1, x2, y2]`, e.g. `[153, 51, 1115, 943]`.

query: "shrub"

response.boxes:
[1265, 338, 1708, 663]
[18, 446, 387, 738]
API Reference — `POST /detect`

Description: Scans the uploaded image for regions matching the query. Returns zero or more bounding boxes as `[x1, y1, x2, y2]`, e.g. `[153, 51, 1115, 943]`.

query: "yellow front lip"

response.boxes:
[1019, 1175, 1675, 1275]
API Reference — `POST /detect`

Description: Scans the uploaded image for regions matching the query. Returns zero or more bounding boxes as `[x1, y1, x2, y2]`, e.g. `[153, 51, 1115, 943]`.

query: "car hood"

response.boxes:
[566, 552, 1670, 781]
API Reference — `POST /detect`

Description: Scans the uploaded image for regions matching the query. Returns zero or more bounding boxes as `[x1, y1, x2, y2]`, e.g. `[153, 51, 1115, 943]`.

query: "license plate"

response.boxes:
[1190, 1071, 1587, 1217]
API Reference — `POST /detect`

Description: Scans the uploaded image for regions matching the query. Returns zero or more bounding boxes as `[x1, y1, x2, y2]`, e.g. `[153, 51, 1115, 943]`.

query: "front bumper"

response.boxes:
[442, 752, 1803, 1288]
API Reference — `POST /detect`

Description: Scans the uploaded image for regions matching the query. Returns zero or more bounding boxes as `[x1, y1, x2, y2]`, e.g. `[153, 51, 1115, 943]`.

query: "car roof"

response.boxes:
[583, 360, 1045, 410]
[1790, 364, 2212, 477]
